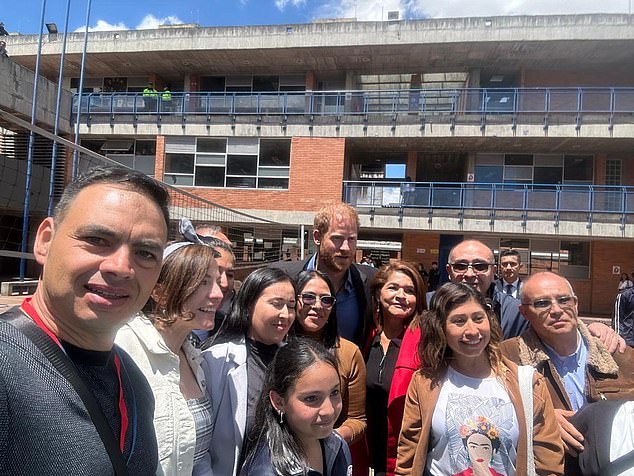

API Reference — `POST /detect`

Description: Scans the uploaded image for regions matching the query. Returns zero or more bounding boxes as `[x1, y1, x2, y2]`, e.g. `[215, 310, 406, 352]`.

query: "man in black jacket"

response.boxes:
[271, 203, 376, 346]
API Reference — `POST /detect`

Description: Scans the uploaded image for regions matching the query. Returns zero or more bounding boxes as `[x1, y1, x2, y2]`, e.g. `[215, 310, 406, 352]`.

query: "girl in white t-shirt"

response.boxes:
[395, 282, 564, 476]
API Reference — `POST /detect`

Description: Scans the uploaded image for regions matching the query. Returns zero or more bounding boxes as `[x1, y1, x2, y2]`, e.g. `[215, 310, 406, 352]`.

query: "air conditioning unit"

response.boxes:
[387, 11, 400, 21]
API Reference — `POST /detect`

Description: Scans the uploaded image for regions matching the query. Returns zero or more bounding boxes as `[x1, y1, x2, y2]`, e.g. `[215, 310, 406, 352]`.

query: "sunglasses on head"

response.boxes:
[299, 292, 336, 307]
[449, 261, 493, 273]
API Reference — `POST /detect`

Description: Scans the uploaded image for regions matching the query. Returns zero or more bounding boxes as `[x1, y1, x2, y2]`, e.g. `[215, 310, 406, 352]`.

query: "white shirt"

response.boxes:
[427, 366, 519, 476]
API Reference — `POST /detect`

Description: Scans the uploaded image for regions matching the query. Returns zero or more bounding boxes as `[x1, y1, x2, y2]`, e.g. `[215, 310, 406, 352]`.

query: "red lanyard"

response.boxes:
[20, 298, 129, 452]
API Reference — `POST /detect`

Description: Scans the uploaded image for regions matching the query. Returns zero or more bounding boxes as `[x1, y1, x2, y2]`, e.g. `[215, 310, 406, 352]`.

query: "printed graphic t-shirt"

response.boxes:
[427, 366, 519, 476]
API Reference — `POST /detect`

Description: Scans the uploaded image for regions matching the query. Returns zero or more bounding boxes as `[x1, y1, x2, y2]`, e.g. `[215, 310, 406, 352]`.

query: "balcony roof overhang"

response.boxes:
[4, 14, 634, 81]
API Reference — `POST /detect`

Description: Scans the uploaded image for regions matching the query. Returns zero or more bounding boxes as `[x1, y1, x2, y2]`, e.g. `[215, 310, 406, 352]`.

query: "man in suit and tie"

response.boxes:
[495, 248, 523, 299]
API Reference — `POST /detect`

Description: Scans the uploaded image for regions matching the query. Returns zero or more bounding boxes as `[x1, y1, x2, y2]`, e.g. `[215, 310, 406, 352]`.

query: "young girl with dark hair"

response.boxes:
[395, 282, 564, 476]
[240, 338, 352, 476]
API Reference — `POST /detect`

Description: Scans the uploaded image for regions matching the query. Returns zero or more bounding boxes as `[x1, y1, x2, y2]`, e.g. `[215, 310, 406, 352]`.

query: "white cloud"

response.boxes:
[136, 14, 184, 30]
[74, 14, 184, 33]
[74, 19, 128, 32]
[275, 0, 308, 10]
[314, 0, 631, 20]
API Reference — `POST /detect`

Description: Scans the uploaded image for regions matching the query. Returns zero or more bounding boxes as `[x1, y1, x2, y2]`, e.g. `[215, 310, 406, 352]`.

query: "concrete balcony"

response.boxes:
[73, 87, 634, 139]
[343, 181, 634, 239]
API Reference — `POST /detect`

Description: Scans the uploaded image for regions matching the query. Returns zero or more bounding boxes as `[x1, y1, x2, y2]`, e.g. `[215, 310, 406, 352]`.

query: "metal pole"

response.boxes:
[49, 0, 72, 216]
[20, 0, 47, 280]
[300, 224, 305, 260]
[72, 0, 92, 178]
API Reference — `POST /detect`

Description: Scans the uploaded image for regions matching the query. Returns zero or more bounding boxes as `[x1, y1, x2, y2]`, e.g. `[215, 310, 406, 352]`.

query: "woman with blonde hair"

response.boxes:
[396, 282, 564, 476]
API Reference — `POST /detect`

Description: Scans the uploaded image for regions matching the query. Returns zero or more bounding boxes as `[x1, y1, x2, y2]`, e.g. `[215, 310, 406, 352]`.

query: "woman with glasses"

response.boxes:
[290, 270, 367, 449]
[395, 282, 564, 476]
[364, 260, 427, 476]
[202, 267, 296, 476]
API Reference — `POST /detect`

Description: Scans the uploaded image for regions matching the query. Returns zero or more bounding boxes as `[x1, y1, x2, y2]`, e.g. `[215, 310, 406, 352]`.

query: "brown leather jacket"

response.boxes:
[500, 322, 634, 410]
[396, 357, 564, 476]
[335, 337, 367, 443]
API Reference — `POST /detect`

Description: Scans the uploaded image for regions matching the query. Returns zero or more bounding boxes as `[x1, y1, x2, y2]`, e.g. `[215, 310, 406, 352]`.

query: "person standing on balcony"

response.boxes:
[494, 249, 523, 299]
[270, 203, 376, 346]
[161, 85, 172, 113]
[143, 82, 158, 112]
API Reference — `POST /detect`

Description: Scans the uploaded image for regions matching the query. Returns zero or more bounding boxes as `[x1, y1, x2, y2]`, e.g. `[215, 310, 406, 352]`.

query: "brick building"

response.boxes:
[3, 14, 634, 315]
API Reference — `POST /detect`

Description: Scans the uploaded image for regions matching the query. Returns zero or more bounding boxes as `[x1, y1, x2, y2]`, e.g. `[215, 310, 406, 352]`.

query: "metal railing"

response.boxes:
[343, 180, 634, 227]
[72, 87, 634, 124]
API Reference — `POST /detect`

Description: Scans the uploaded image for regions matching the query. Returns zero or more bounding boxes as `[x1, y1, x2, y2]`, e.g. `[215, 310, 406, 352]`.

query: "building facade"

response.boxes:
[4, 14, 634, 315]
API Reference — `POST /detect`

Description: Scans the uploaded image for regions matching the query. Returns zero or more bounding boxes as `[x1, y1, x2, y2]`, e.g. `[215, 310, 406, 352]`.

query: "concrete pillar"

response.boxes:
[406, 150, 417, 180]
[467, 68, 481, 111]
[595, 153, 608, 186]
[155, 135, 165, 181]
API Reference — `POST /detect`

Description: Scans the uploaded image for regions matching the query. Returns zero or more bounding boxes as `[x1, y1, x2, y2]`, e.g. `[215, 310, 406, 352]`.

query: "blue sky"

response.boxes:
[3, 0, 632, 35]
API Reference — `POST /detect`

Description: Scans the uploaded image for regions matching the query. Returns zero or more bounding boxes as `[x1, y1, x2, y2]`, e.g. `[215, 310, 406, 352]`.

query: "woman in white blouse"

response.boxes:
[117, 240, 223, 475]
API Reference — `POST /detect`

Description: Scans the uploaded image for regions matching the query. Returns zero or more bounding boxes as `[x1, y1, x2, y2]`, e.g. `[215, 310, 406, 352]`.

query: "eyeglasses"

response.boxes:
[299, 292, 336, 308]
[449, 261, 493, 273]
[523, 295, 576, 310]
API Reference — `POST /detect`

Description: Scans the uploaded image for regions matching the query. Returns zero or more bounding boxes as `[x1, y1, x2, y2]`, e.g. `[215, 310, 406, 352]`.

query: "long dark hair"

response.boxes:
[212, 267, 295, 344]
[418, 282, 503, 386]
[290, 270, 339, 349]
[242, 338, 340, 475]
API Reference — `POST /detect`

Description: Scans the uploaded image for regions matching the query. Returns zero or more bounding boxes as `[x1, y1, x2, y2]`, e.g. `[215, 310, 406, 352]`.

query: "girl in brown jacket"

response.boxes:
[396, 282, 564, 476]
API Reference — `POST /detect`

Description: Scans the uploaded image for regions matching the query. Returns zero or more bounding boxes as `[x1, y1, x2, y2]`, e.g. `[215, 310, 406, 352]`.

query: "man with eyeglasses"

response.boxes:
[495, 249, 523, 299]
[271, 203, 376, 346]
[500, 272, 634, 471]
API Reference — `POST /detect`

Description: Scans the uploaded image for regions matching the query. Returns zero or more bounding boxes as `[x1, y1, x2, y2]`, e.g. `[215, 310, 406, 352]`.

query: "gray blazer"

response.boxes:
[201, 338, 248, 476]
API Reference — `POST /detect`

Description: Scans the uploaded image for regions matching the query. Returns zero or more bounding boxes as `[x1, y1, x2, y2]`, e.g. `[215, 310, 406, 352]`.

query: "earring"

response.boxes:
[279, 410, 285, 424]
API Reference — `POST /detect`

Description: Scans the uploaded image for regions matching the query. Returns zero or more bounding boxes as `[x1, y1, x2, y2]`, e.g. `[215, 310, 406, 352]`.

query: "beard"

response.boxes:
[319, 249, 352, 274]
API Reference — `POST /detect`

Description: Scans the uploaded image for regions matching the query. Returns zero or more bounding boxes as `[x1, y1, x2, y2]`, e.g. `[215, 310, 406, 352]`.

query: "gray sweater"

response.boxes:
[0, 307, 158, 475]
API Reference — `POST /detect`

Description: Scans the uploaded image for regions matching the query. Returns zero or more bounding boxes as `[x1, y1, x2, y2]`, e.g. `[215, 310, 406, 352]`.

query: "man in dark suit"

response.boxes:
[271, 203, 376, 345]
[494, 248, 523, 299]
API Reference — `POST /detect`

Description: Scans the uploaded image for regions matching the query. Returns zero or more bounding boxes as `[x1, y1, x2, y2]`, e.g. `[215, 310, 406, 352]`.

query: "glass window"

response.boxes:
[505, 154, 533, 166]
[504, 166, 532, 181]
[135, 140, 156, 156]
[195, 167, 224, 187]
[196, 154, 225, 166]
[259, 178, 289, 189]
[227, 176, 257, 188]
[258, 167, 290, 177]
[559, 241, 590, 278]
[534, 167, 562, 184]
[259, 140, 291, 166]
[165, 153, 194, 174]
[564, 155, 593, 182]
[197, 138, 226, 153]
[164, 174, 194, 186]
[475, 165, 503, 183]
[227, 155, 257, 176]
